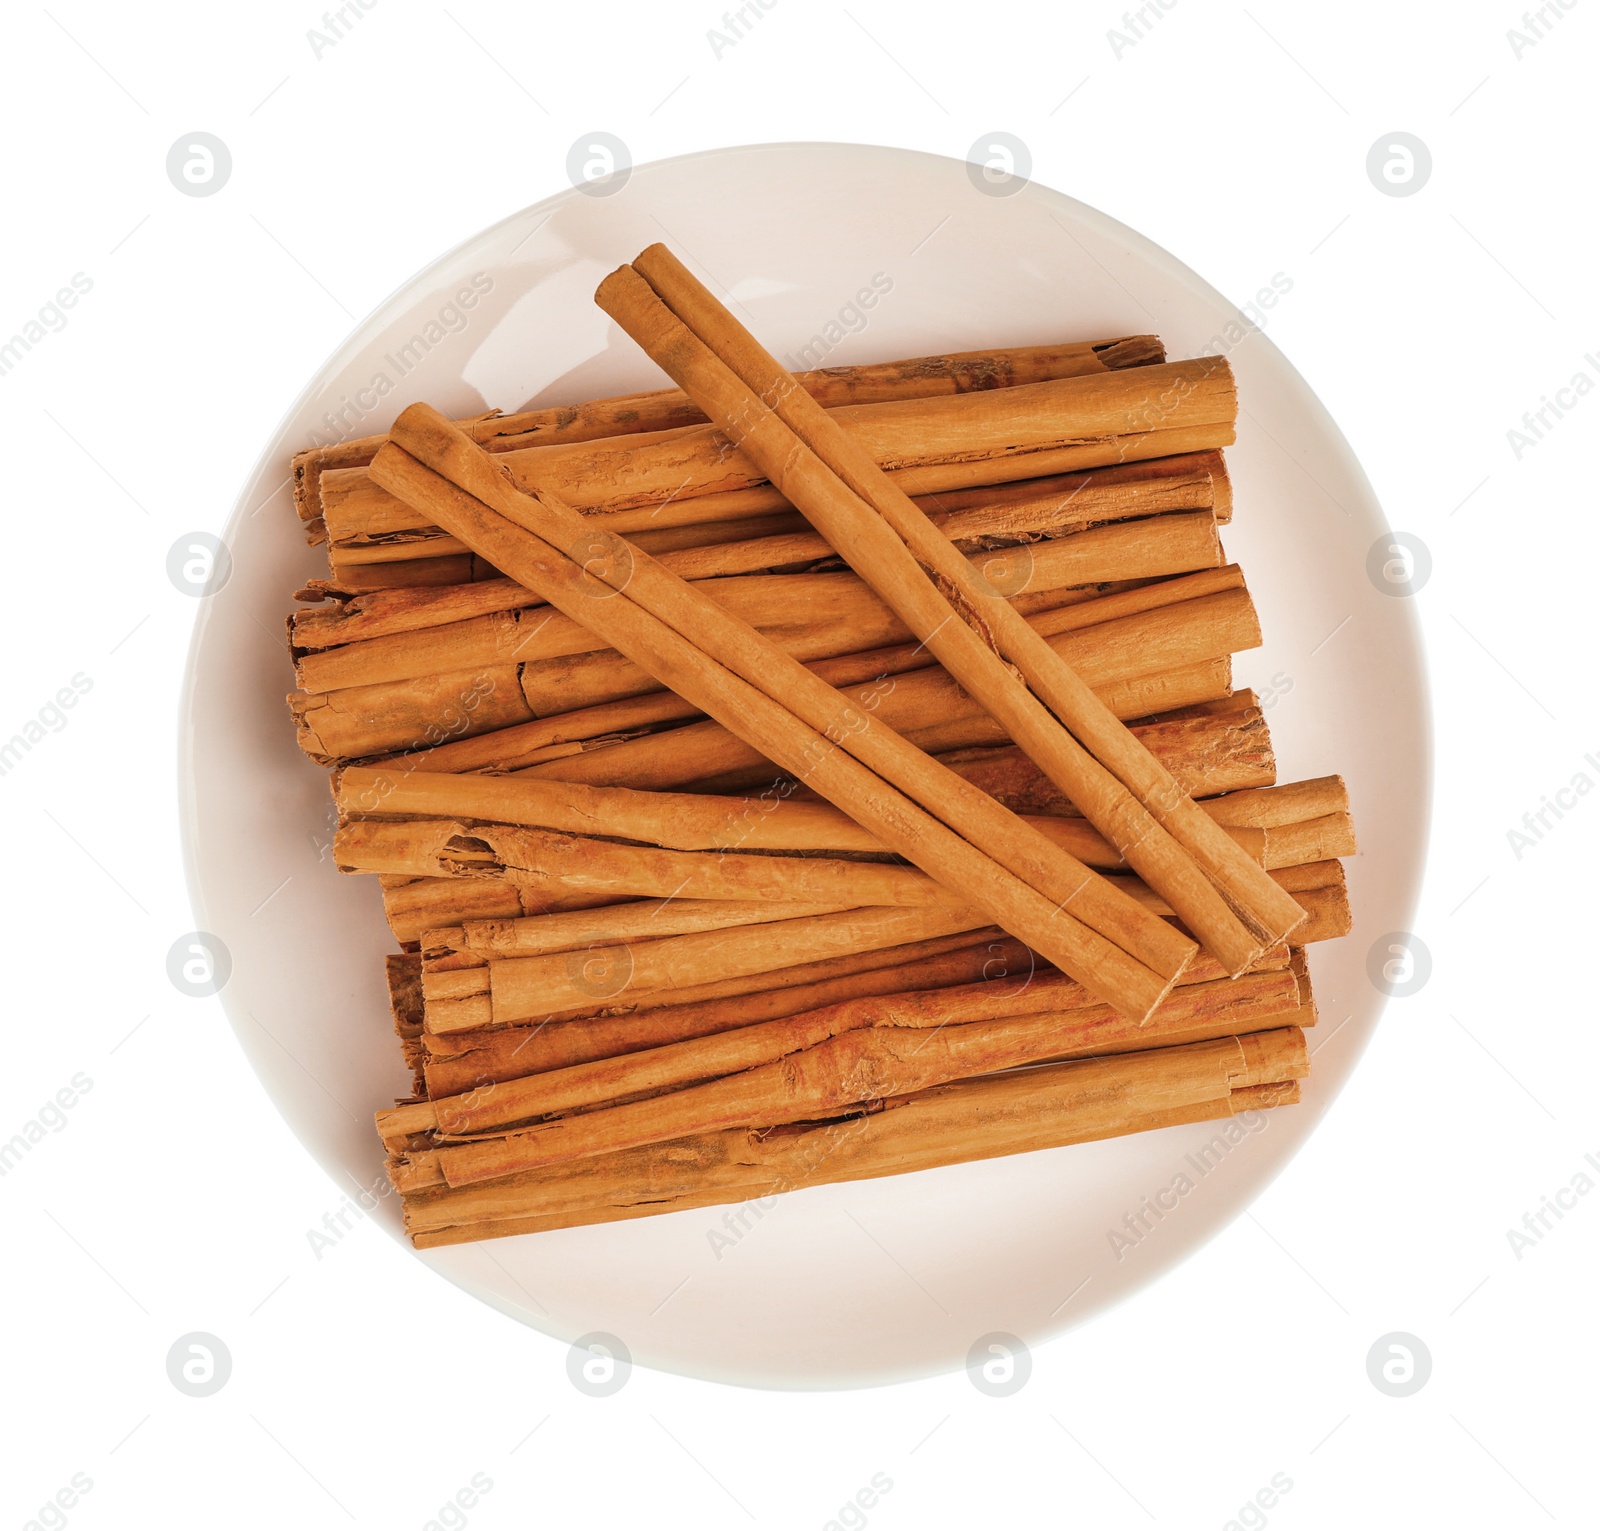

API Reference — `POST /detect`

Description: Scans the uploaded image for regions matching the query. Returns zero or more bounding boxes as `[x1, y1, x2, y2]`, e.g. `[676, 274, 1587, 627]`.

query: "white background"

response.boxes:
[2, 2, 1596, 1526]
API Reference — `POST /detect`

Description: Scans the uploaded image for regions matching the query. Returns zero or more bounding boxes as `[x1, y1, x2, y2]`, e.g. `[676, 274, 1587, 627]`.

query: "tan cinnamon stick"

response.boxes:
[296, 574, 1256, 767]
[424, 904, 1002, 1034]
[405, 1076, 1303, 1244]
[495, 588, 1256, 794]
[335, 761, 1310, 872]
[417, 936, 1288, 1096]
[295, 336, 1163, 531]
[421, 896, 859, 961]
[321, 445, 1229, 588]
[294, 511, 1224, 695]
[294, 455, 1225, 651]
[613, 247, 1304, 974]
[396, 1025, 1309, 1197]
[419, 934, 1041, 1093]
[380, 878, 626, 946]
[378, 685, 1270, 803]
[920, 450, 1233, 531]
[403, 814, 1342, 989]
[415, 854, 1346, 1040]
[373, 420, 1196, 1019]
[385, 964, 1301, 1148]
[322, 355, 1235, 563]
[334, 818, 961, 908]
[934, 700, 1272, 816]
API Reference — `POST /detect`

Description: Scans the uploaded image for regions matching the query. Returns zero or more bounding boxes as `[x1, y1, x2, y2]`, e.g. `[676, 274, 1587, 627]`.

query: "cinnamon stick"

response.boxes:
[379, 877, 625, 946]
[393, 1027, 1309, 1208]
[322, 357, 1235, 564]
[424, 904, 998, 1034]
[294, 511, 1224, 695]
[422, 932, 1037, 1092]
[421, 896, 859, 962]
[295, 336, 1164, 531]
[416, 938, 1288, 1095]
[335, 767, 1330, 878]
[294, 452, 1226, 650]
[493, 588, 1255, 794]
[292, 572, 1256, 765]
[373, 420, 1196, 1019]
[334, 818, 961, 907]
[613, 247, 1304, 974]
[415, 852, 1346, 1038]
[385, 965, 1302, 1149]
[392, 690, 1270, 808]
[407, 1077, 1303, 1244]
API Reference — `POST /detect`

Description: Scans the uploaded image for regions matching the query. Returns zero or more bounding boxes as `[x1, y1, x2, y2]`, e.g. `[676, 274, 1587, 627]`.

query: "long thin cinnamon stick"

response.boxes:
[424, 904, 1001, 1034]
[388, 686, 1271, 801]
[631, 250, 1310, 965]
[334, 818, 962, 907]
[386, 966, 1301, 1148]
[291, 572, 1256, 764]
[416, 850, 1346, 1037]
[495, 588, 1254, 794]
[407, 850, 1340, 1000]
[294, 336, 1164, 530]
[322, 444, 1230, 589]
[601, 255, 1279, 976]
[397, 1026, 1309, 1194]
[295, 511, 1223, 695]
[323, 356, 1235, 558]
[293, 453, 1225, 650]
[404, 1076, 1302, 1245]
[334, 762, 1321, 870]
[935, 702, 1273, 819]
[415, 939, 1288, 1096]
[419, 933, 1041, 1092]
[420, 896, 855, 962]
[645, 289, 1297, 960]
[370, 435, 1193, 1020]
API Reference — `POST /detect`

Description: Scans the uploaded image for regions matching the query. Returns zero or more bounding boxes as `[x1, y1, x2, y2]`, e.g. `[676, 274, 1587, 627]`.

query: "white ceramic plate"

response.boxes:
[181, 142, 1429, 1390]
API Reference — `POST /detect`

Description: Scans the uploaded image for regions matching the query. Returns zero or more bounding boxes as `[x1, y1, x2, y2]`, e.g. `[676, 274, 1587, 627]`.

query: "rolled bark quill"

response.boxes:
[295, 336, 1165, 532]
[383, 965, 1302, 1150]
[395, 1025, 1309, 1197]
[404, 846, 1342, 996]
[422, 904, 998, 1034]
[366, 698, 1277, 949]
[320, 445, 1229, 592]
[293, 455, 1229, 649]
[290, 570, 1256, 765]
[293, 510, 1226, 694]
[332, 762, 1300, 871]
[624, 250, 1308, 947]
[321, 353, 1233, 557]
[421, 896, 856, 961]
[386, 680, 1271, 792]
[406, 1076, 1303, 1246]
[414, 849, 1346, 1035]
[368, 430, 1195, 1020]
[600, 254, 1291, 974]
[334, 817, 965, 906]
[415, 936, 1048, 1094]
[414, 940, 1288, 1095]
[425, 930, 1028, 1053]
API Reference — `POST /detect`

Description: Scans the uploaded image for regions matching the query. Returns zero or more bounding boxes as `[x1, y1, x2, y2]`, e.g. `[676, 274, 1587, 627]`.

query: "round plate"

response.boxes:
[181, 142, 1429, 1389]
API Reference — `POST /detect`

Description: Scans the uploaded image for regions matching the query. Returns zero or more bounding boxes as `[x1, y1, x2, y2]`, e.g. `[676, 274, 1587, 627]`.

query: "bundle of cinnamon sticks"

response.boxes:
[284, 244, 1356, 1247]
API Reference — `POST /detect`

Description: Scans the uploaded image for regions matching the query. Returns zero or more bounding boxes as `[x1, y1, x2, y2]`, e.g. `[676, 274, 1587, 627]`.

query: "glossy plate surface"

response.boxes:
[181, 143, 1429, 1389]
